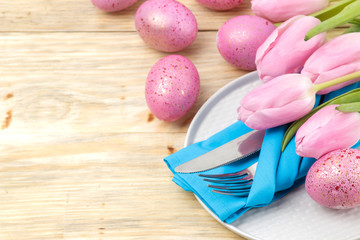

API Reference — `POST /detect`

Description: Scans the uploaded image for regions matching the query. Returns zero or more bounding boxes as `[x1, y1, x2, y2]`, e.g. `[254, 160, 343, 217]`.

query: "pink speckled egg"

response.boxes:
[196, 0, 243, 11]
[217, 15, 276, 70]
[135, 0, 198, 52]
[91, 0, 138, 12]
[145, 55, 200, 122]
[305, 148, 360, 209]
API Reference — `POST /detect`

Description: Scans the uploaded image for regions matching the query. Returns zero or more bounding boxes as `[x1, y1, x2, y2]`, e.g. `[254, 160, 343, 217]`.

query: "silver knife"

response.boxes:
[175, 129, 266, 173]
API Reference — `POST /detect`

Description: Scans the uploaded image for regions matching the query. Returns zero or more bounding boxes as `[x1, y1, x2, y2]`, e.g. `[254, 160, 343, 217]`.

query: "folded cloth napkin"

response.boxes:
[164, 82, 360, 224]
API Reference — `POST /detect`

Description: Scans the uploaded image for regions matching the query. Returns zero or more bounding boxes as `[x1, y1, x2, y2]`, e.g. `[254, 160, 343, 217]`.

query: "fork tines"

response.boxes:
[199, 171, 253, 196]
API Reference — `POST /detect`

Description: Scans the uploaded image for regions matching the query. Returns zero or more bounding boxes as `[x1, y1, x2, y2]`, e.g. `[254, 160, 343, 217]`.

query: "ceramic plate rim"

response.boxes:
[183, 71, 360, 240]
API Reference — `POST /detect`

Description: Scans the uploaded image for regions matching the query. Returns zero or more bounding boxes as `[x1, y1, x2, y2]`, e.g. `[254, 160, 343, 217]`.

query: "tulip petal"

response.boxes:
[252, 0, 329, 23]
[295, 104, 338, 141]
[238, 74, 316, 130]
[301, 33, 360, 94]
[241, 74, 314, 110]
[295, 105, 360, 158]
[242, 97, 316, 130]
[256, 16, 326, 82]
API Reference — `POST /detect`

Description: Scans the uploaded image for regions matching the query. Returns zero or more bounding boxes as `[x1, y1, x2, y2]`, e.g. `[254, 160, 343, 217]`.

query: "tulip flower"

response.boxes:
[238, 71, 360, 130]
[256, 15, 326, 82]
[295, 104, 360, 159]
[301, 33, 360, 95]
[251, 0, 329, 23]
[237, 74, 316, 130]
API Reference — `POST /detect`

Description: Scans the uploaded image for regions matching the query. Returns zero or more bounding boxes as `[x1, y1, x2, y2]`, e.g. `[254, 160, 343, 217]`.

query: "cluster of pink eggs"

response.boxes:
[91, 0, 276, 122]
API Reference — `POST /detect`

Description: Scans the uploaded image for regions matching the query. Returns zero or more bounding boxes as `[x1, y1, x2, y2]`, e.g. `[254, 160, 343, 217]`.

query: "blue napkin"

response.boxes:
[164, 82, 359, 224]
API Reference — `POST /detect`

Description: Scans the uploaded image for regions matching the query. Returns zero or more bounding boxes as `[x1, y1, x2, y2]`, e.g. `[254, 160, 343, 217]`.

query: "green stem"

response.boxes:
[314, 70, 360, 92]
[306, 0, 360, 40]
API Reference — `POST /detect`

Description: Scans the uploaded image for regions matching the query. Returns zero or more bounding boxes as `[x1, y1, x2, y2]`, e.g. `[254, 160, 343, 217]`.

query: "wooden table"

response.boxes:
[0, 1, 343, 239]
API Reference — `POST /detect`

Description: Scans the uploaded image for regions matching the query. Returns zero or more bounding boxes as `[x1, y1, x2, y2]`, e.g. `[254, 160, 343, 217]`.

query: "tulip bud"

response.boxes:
[295, 105, 360, 159]
[301, 33, 360, 95]
[251, 0, 329, 23]
[237, 74, 316, 130]
[256, 16, 326, 82]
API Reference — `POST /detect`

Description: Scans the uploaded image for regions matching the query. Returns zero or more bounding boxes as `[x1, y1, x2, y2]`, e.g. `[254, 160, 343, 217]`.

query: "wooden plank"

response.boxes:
[0, 29, 248, 239]
[0, 132, 244, 240]
[0, 31, 250, 135]
[0, 0, 252, 32]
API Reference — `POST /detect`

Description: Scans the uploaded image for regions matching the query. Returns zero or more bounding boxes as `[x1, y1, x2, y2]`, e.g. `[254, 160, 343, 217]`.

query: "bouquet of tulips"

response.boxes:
[238, 0, 360, 159]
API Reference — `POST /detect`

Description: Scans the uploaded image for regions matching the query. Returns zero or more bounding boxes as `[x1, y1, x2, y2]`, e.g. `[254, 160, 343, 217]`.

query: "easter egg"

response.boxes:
[145, 55, 200, 122]
[305, 148, 360, 209]
[216, 15, 276, 70]
[135, 0, 198, 52]
[91, 0, 138, 12]
[196, 0, 243, 11]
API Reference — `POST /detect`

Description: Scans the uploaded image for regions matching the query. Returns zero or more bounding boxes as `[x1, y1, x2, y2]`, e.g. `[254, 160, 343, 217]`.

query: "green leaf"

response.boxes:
[281, 88, 360, 151]
[306, 0, 360, 40]
[348, 17, 360, 24]
[344, 22, 360, 33]
[336, 102, 360, 112]
[311, 0, 357, 22]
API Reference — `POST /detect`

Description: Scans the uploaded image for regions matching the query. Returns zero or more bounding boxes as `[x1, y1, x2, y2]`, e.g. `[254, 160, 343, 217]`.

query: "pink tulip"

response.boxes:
[301, 33, 360, 95]
[256, 15, 326, 82]
[251, 0, 329, 23]
[237, 74, 316, 130]
[295, 105, 360, 159]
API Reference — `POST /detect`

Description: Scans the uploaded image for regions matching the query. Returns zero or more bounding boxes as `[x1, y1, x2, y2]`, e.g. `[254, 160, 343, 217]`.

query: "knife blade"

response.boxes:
[175, 129, 266, 173]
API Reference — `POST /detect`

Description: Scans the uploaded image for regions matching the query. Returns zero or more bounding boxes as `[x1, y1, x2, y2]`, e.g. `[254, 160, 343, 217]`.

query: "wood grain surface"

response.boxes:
[0, 1, 344, 239]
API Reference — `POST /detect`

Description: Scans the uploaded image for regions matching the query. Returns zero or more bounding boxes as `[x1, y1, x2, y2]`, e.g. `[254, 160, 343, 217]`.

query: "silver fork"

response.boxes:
[199, 162, 257, 196]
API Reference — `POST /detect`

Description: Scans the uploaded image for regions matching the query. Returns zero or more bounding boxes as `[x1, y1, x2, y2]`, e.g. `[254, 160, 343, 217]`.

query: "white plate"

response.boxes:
[184, 71, 360, 240]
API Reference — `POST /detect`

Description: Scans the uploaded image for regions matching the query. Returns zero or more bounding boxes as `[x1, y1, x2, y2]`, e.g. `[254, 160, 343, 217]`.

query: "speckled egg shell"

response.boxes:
[135, 0, 198, 52]
[145, 55, 200, 122]
[196, 0, 243, 11]
[91, 0, 138, 12]
[216, 15, 276, 70]
[306, 148, 360, 209]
